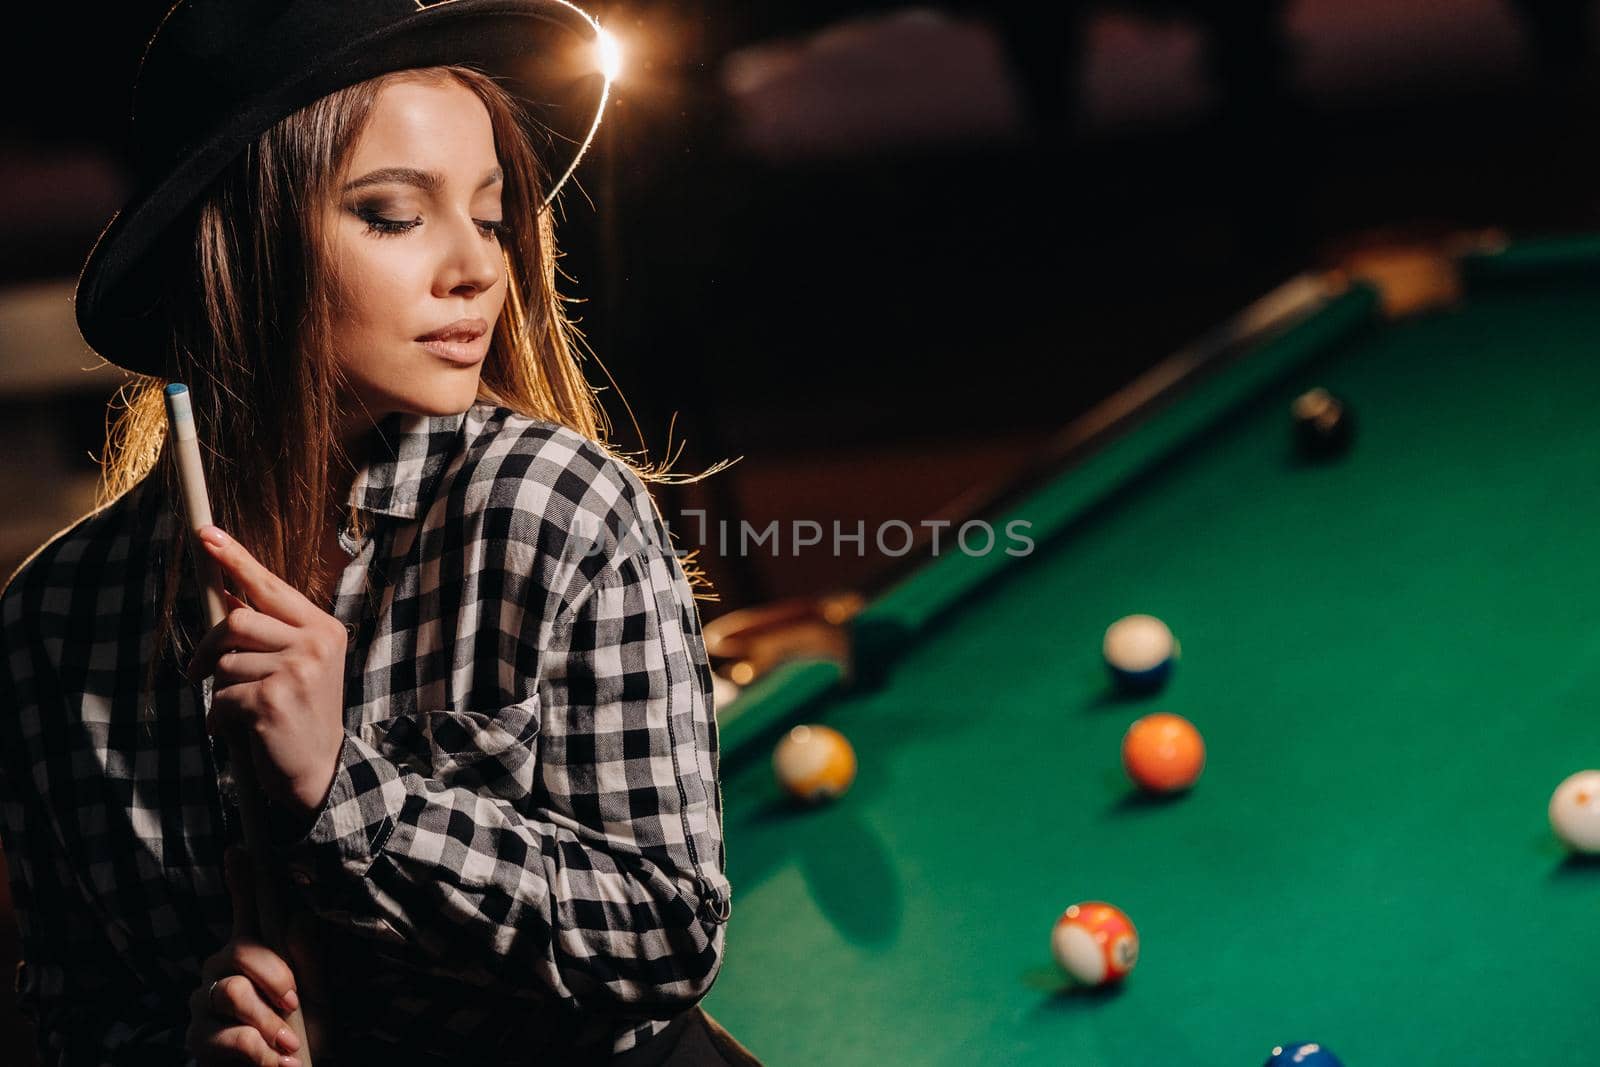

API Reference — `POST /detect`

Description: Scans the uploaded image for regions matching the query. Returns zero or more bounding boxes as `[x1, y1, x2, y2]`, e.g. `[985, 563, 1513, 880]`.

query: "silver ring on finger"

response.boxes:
[208, 975, 230, 1015]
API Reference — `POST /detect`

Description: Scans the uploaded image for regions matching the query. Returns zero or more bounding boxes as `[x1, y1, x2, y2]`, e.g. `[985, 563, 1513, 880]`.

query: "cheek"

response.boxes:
[348, 253, 409, 317]
[330, 233, 430, 332]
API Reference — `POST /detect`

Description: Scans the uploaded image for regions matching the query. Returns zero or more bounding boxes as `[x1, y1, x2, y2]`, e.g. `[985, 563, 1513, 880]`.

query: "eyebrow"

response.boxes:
[343, 165, 503, 194]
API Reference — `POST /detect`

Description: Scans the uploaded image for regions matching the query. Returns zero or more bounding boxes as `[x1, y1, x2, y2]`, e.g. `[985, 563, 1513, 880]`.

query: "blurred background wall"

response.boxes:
[5, 0, 1600, 1055]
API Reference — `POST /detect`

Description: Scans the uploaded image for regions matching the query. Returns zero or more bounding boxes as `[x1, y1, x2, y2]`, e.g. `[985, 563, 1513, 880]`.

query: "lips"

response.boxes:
[416, 318, 487, 342]
[416, 318, 489, 366]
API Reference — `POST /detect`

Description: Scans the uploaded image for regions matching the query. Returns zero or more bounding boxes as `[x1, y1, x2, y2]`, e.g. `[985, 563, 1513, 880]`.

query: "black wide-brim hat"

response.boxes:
[77, 0, 613, 376]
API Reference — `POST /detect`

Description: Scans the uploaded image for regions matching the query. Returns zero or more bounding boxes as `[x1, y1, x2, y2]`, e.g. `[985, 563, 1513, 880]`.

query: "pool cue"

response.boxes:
[164, 383, 319, 1063]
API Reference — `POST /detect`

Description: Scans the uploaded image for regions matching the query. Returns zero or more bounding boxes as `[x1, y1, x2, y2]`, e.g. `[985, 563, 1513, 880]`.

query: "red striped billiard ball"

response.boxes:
[1052, 901, 1139, 986]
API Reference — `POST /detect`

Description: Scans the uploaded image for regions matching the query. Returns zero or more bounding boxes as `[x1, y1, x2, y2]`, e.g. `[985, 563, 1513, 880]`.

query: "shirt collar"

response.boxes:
[346, 408, 469, 520]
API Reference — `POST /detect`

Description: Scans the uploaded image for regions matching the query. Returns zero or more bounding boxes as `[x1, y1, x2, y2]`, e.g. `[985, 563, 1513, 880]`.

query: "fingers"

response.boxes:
[221, 850, 302, 1013]
[186, 601, 295, 683]
[198, 526, 318, 628]
[189, 1021, 303, 1067]
[187, 974, 303, 1065]
[207, 652, 279, 684]
[206, 676, 274, 738]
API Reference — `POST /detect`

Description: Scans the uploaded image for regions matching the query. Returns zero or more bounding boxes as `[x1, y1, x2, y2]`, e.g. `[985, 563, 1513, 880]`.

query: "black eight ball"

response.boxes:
[1291, 387, 1354, 459]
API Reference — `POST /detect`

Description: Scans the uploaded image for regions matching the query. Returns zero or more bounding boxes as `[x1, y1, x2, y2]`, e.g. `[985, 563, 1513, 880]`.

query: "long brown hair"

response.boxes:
[92, 65, 727, 723]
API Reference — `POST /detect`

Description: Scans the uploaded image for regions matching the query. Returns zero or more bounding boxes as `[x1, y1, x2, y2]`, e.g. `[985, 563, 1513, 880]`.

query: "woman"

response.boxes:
[0, 1, 756, 1063]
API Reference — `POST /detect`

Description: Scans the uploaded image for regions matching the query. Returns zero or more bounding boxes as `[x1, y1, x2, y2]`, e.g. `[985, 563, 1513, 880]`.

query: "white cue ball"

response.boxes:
[1550, 770, 1600, 853]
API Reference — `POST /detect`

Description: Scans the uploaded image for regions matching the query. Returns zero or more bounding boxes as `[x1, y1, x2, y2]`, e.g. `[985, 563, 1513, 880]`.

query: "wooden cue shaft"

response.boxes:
[164, 384, 319, 1062]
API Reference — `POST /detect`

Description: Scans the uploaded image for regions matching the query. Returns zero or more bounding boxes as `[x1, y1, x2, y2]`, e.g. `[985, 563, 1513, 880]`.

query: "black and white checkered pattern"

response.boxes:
[0, 401, 731, 1064]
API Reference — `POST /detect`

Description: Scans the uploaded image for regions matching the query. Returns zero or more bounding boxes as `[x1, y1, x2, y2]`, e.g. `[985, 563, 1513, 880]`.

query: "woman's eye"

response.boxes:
[356, 207, 420, 236]
[353, 207, 507, 242]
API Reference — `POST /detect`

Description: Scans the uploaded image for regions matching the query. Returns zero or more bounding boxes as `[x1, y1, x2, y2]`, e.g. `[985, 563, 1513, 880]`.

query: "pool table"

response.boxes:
[697, 232, 1600, 1065]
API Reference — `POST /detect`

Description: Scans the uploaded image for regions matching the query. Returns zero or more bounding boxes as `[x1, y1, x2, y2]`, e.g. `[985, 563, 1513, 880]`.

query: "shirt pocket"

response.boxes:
[364, 693, 543, 807]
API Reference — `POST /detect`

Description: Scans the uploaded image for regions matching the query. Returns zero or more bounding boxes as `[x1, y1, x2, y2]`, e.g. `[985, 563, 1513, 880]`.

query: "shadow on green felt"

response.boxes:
[1548, 851, 1600, 880]
[725, 785, 903, 949]
[1082, 681, 1168, 712]
[1281, 446, 1359, 472]
[1090, 767, 1196, 814]
[1023, 964, 1129, 1013]
[1107, 786, 1195, 815]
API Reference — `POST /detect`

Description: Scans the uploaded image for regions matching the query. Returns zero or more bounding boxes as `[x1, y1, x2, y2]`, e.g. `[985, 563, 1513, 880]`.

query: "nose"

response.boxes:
[434, 212, 502, 298]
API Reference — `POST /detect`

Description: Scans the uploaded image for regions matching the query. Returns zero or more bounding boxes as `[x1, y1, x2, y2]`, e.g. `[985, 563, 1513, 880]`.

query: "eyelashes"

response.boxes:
[478, 218, 513, 242]
[354, 206, 510, 242]
[356, 207, 418, 236]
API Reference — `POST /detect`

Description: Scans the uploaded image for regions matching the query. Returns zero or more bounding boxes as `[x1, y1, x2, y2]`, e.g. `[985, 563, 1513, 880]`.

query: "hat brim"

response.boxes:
[76, 0, 610, 375]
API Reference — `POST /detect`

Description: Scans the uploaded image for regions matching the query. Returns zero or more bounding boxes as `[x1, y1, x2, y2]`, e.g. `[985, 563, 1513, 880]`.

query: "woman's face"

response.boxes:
[325, 77, 508, 440]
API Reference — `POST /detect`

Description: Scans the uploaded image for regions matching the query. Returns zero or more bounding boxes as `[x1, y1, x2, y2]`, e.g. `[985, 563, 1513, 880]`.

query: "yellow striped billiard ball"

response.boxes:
[772, 724, 856, 804]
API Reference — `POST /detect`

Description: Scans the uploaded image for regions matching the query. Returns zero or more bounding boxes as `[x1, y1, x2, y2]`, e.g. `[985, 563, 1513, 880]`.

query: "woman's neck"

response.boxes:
[331, 408, 386, 516]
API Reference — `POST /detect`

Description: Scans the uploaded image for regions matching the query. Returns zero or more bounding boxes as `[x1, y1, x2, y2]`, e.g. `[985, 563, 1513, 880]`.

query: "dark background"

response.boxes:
[5, 0, 1600, 1057]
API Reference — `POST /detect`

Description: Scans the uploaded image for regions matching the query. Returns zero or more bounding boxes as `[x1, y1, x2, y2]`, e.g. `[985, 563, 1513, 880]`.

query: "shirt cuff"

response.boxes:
[268, 730, 406, 890]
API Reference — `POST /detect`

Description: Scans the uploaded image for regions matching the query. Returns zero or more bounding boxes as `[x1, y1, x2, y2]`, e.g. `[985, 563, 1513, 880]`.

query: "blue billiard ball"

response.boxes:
[1102, 614, 1177, 693]
[1264, 1042, 1343, 1067]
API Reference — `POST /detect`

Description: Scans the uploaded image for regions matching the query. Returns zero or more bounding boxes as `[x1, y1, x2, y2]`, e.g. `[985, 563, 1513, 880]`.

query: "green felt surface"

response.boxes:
[701, 263, 1600, 1065]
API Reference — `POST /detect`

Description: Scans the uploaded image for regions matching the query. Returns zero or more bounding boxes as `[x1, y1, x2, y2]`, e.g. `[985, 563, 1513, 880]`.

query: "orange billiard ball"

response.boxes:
[1121, 712, 1205, 794]
[1052, 901, 1139, 986]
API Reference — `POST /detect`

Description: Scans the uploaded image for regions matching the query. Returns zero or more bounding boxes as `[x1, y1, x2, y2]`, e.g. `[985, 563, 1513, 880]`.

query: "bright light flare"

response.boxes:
[595, 26, 623, 83]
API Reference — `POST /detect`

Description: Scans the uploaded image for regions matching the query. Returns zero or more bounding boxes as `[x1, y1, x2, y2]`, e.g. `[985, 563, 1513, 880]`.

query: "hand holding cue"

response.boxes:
[164, 383, 320, 1064]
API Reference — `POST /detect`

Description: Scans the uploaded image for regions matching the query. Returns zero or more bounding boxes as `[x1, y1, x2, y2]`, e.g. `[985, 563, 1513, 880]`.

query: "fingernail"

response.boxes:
[277, 1027, 300, 1052]
[280, 1057, 300, 1067]
[200, 525, 226, 546]
[283, 988, 299, 1012]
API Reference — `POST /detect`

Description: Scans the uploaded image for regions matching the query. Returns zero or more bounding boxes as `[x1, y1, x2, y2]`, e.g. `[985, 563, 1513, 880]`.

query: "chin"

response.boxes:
[399, 381, 483, 416]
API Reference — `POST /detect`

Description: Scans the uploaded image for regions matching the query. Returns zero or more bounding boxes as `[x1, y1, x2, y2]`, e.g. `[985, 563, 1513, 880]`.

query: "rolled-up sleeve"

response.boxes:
[267, 536, 731, 1020]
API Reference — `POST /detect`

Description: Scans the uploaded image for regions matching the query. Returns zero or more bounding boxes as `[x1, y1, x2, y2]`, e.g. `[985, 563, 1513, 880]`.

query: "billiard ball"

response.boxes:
[1549, 770, 1600, 852]
[1102, 614, 1178, 693]
[1051, 901, 1138, 986]
[1264, 1042, 1343, 1066]
[772, 724, 857, 804]
[1122, 712, 1205, 794]
[1291, 387, 1355, 459]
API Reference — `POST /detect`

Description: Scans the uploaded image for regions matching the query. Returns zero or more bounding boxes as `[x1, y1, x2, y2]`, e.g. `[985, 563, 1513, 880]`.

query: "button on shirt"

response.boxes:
[0, 402, 732, 1064]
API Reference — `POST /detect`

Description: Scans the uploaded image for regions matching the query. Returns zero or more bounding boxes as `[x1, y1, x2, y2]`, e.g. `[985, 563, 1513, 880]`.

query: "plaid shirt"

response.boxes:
[0, 401, 731, 1064]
